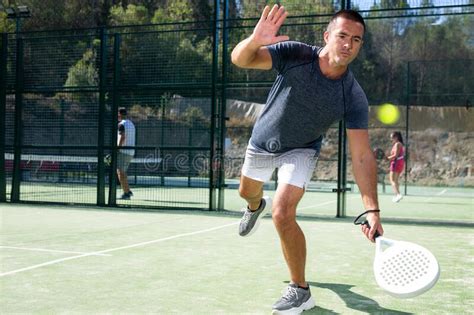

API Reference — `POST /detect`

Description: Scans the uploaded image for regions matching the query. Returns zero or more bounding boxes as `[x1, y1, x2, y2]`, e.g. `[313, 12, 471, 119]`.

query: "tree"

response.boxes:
[64, 48, 99, 88]
[151, 0, 193, 23]
[404, 16, 474, 106]
[0, 11, 14, 33]
[109, 3, 150, 26]
[58, 46, 99, 105]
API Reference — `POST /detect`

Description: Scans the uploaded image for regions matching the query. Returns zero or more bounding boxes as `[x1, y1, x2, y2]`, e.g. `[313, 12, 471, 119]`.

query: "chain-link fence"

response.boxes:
[1, 23, 217, 209]
[1, 0, 473, 214]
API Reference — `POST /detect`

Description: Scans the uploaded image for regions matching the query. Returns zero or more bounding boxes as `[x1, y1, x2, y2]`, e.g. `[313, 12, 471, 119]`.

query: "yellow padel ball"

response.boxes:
[377, 103, 400, 125]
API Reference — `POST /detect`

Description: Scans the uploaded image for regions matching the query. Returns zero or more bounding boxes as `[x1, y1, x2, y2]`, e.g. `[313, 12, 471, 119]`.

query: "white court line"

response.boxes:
[0, 246, 111, 256]
[299, 195, 360, 210]
[0, 221, 239, 277]
[424, 188, 448, 202]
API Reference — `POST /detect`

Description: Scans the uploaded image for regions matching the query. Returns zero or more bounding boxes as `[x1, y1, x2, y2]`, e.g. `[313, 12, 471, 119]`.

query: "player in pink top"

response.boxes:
[387, 131, 405, 202]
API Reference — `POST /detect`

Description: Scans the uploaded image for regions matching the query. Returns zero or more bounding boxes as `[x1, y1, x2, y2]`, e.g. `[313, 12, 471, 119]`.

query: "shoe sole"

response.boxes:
[271, 296, 316, 315]
[242, 196, 272, 237]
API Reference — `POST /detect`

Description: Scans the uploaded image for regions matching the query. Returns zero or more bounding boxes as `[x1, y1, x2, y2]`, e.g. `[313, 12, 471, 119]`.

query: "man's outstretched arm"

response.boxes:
[347, 129, 384, 242]
[231, 4, 289, 70]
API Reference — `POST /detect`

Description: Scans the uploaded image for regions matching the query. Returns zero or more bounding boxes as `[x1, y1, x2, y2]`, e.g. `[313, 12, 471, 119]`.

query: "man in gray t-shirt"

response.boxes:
[231, 5, 383, 314]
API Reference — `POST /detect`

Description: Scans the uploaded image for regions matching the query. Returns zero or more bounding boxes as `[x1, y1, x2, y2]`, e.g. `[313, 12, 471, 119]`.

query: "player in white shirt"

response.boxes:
[117, 107, 136, 199]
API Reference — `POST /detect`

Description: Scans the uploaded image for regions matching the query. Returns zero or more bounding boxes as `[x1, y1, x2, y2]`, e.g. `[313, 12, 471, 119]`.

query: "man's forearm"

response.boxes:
[352, 151, 379, 210]
[231, 35, 262, 68]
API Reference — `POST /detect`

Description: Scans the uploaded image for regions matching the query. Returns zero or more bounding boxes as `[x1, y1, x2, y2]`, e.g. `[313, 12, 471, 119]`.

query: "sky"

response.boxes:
[353, 0, 470, 10]
[234, 0, 471, 13]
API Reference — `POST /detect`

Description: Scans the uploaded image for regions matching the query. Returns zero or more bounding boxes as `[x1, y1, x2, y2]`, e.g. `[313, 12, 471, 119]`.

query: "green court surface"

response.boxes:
[225, 187, 474, 223]
[1, 203, 473, 314]
[7, 181, 474, 223]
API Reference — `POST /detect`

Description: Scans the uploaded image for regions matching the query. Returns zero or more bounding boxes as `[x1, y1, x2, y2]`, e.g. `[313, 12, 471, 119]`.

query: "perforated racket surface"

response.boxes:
[354, 213, 440, 298]
[374, 237, 440, 298]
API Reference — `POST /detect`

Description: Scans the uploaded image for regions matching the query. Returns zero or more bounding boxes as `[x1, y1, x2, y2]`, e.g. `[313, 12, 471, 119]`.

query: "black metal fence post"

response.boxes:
[404, 61, 411, 196]
[0, 33, 7, 202]
[336, 120, 347, 217]
[97, 27, 107, 206]
[108, 33, 121, 206]
[209, 0, 220, 211]
[11, 37, 24, 202]
[218, 0, 229, 211]
[335, 0, 354, 217]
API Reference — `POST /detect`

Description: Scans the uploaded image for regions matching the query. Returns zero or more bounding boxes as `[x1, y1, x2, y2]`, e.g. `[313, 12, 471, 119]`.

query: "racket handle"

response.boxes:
[362, 220, 381, 239]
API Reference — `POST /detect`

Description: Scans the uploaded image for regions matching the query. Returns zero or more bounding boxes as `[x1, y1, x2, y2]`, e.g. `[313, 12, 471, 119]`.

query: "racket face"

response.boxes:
[374, 240, 440, 298]
[374, 148, 385, 160]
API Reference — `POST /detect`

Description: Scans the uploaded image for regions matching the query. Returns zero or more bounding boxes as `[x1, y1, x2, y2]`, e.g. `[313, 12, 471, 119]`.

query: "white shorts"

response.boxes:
[241, 143, 319, 189]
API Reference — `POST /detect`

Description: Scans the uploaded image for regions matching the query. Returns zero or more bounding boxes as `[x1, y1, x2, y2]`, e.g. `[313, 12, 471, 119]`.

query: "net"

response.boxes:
[4, 153, 161, 184]
[3, 153, 213, 206]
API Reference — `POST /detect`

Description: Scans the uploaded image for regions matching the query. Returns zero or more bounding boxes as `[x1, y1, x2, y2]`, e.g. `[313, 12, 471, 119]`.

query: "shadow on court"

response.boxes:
[304, 306, 339, 314]
[306, 282, 414, 315]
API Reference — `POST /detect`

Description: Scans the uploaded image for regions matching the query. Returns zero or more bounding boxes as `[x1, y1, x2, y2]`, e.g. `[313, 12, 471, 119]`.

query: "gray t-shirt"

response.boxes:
[250, 41, 368, 153]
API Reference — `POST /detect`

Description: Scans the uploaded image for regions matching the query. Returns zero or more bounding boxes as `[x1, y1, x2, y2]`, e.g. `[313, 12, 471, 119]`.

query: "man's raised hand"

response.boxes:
[251, 5, 289, 46]
[230, 4, 289, 69]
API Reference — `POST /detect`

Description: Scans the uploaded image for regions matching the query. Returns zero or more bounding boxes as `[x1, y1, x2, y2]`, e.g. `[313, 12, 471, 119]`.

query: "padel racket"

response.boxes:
[373, 147, 386, 160]
[354, 212, 440, 298]
[104, 154, 112, 166]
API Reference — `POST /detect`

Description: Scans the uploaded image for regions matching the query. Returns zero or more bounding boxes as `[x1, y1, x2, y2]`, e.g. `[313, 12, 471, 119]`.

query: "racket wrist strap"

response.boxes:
[353, 209, 380, 225]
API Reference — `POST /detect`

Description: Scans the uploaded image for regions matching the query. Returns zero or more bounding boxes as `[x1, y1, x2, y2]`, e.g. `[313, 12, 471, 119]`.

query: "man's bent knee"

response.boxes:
[239, 186, 261, 200]
[239, 176, 263, 200]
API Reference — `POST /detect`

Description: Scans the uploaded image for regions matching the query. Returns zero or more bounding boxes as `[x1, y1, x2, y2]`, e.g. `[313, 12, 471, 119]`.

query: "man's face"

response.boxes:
[324, 17, 364, 67]
[118, 113, 123, 121]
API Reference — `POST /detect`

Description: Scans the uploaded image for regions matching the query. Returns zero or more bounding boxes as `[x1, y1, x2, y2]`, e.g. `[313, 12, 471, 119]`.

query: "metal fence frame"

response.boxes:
[1, 0, 472, 214]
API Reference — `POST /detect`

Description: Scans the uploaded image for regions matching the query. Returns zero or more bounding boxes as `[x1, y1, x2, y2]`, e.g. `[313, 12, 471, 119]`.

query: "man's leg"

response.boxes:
[117, 169, 130, 193]
[271, 183, 315, 314]
[272, 183, 306, 287]
[239, 175, 264, 210]
[238, 175, 272, 237]
[116, 153, 133, 198]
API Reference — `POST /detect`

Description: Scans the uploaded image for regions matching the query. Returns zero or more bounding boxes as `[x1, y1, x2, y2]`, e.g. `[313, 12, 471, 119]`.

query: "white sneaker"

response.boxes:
[272, 284, 315, 314]
[238, 196, 272, 237]
[393, 194, 403, 203]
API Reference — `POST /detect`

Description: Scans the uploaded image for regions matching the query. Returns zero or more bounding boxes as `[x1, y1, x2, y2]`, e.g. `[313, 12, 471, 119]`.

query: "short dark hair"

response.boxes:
[328, 9, 366, 33]
[119, 107, 127, 116]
